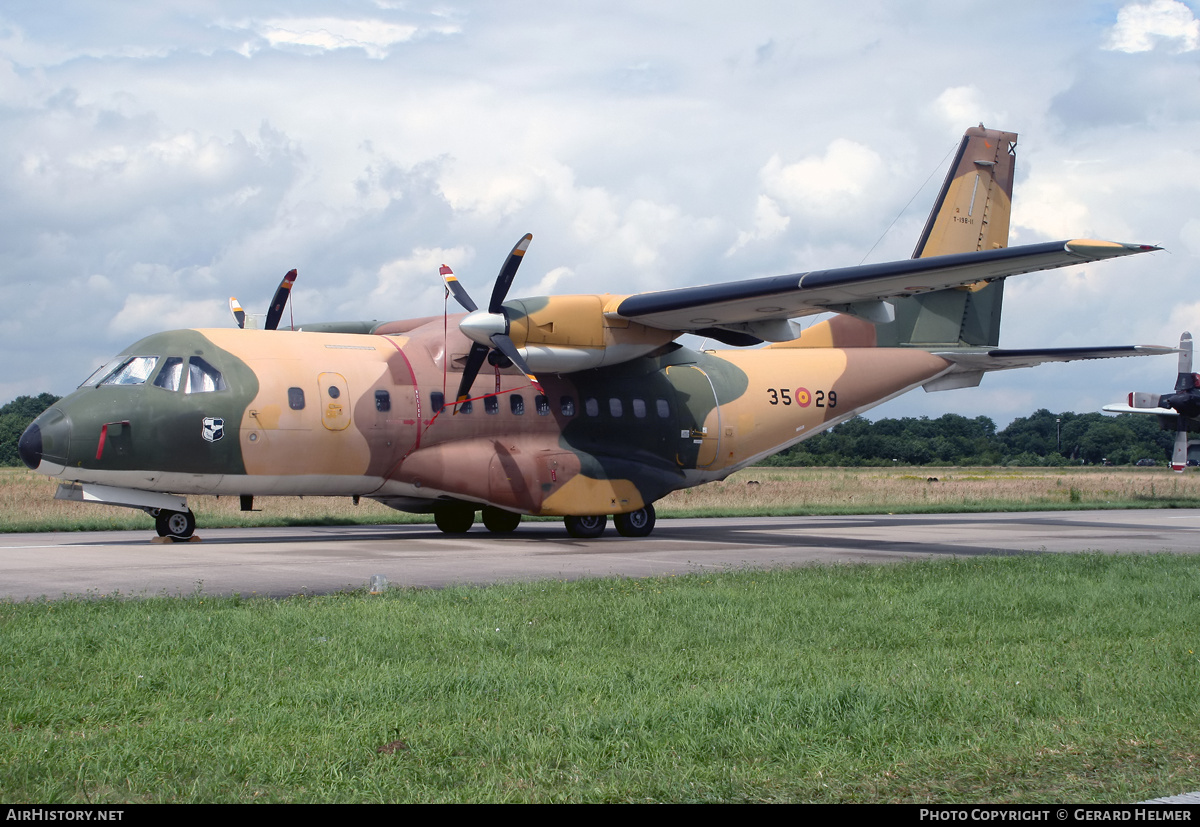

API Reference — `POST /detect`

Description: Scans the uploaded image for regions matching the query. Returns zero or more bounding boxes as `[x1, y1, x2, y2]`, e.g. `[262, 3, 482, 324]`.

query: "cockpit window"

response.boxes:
[153, 357, 184, 391]
[99, 356, 159, 386]
[185, 357, 226, 394]
[80, 359, 119, 388]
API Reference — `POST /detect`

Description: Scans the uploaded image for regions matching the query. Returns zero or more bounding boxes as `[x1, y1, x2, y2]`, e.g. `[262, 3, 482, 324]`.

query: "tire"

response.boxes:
[481, 506, 521, 533]
[564, 514, 607, 539]
[155, 509, 196, 539]
[614, 504, 656, 538]
[434, 506, 475, 534]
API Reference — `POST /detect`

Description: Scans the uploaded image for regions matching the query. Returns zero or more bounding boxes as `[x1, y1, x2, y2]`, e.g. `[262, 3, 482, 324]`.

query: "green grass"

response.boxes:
[3, 554, 1199, 803]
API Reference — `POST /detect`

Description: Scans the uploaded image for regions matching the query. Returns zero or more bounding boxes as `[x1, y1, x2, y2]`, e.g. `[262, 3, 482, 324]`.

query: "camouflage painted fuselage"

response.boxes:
[29, 316, 952, 517]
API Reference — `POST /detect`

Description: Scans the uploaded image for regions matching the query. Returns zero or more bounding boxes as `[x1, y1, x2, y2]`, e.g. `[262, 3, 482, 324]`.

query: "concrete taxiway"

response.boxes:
[2, 509, 1199, 601]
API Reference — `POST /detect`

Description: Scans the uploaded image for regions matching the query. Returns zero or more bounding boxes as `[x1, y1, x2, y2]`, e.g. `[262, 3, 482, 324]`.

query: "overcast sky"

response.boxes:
[2, 0, 1198, 426]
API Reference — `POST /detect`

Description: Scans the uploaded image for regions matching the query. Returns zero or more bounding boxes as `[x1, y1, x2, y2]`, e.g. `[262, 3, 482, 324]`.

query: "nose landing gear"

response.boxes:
[154, 509, 196, 540]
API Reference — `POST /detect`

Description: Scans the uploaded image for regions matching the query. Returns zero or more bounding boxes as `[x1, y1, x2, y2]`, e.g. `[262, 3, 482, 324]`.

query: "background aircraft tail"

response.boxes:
[875, 125, 1018, 348]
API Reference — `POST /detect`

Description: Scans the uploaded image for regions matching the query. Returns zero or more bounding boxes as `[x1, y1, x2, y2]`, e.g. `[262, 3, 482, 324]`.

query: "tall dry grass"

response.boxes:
[3, 465, 1200, 532]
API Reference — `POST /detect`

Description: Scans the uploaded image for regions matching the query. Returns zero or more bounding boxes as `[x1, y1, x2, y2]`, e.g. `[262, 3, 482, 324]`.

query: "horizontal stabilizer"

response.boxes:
[1102, 403, 1177, 416]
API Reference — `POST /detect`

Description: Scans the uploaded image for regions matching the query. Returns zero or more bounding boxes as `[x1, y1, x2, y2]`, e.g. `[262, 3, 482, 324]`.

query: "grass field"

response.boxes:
[3, 554, 1199, 803]
[5, 465, 1200, 533]
[4, 466, 1200, 803]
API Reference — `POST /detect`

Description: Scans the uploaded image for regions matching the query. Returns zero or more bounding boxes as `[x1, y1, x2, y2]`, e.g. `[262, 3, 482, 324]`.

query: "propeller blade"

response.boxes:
[229, 297, 246, 329]
[490, 333, 544, 394]
[454, 342, 490, 411]
[441, 265, 478, 313]
[488, 233, 533, 314]
[264, 269, 298, 331]
[1177, 332, 1194, 391]
[1172, 427, 1189, 472]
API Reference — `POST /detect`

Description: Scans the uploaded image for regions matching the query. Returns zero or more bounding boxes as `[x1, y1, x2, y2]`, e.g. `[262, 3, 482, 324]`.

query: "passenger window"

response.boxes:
[185, 357, 226, 394]
[100, 356, 158, 386]
[656, 398, 671, 418]
[535, 395, 550, 416]
[459, 399, 473, 414]
[560, 396, 576, 416]
[609, 398, 623, 417]
[585, 398, 599, 417]
[430, 391, 444, 414]
[288, 387, 305, 410]
[485, 396, 499, 415]
[153, 357, 184, 391]
[632, 398, 647, 418]
[511, 394, 525, 415]
[376, 390, 391, 412]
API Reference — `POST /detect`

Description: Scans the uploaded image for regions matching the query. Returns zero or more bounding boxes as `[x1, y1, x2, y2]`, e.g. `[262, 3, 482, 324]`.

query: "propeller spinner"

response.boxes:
[442, 234, 543, 408]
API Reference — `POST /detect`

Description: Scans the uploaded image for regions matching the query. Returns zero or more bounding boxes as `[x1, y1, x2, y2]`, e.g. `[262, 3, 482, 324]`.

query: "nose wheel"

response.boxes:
[155, 509, 196, 539]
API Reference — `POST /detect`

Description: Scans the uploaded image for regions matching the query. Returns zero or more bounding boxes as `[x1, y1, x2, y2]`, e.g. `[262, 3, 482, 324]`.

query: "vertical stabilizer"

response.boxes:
[875, 125, 1018, 348]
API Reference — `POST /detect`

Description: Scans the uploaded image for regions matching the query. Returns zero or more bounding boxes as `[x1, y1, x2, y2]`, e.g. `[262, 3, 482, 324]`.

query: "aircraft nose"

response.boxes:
[18, 422, 41, 470]
[19, 408, 70, 473]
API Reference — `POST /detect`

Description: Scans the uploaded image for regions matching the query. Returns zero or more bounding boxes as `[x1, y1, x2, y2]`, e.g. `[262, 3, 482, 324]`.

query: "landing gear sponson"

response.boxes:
[433, 503, 657, 538]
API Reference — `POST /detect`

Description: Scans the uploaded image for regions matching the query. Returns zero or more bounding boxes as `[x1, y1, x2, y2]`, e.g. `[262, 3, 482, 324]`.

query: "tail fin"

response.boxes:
[875, 125, 1018, 348]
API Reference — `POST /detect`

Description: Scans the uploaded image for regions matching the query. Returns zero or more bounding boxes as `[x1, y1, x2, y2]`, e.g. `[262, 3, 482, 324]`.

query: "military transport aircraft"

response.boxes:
[18, 126, 1172, 539]
[1103, 332, 1199, 471]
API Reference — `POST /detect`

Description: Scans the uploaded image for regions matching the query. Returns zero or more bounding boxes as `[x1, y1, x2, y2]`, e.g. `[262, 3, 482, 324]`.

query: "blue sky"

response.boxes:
[2, 0, 1198, 425]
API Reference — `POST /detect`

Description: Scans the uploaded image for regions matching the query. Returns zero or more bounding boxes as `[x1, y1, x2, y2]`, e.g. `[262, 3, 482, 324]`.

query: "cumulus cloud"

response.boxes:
[252, 18, 420, 58]
[727, 195, 790, 255]
[1107, 0, 1199, 53]
[759, 139, 884, 216]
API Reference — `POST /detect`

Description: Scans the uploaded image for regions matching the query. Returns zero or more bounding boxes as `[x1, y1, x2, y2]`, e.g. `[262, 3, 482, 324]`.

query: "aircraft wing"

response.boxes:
[613, 239, 1157, 334]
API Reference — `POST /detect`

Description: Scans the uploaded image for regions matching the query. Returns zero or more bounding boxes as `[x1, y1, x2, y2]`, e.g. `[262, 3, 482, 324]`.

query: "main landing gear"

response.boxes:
[431, 503, 658, 538]
[433, 504, 523, 535]
[153, 508, 196, 540]
[568, 504, 655, 538]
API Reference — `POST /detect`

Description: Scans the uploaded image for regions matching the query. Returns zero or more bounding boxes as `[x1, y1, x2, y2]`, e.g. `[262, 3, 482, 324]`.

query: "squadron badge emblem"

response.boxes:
[201, 417, 224, 443]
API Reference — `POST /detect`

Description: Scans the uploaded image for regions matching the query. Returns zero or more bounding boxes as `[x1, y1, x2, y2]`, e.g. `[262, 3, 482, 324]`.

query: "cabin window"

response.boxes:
[185, 357, 226, 394]
[609, 398, 623, 417]
[288, 387, 305, 410]
[485, 396, 499, 415]
[458, 399, 473, 414]
[510, 394, 525, 415]
[585, 398, 599, 417]
[100, 356, 158, 386]
[632, 398, 647, 418]
[535, 395, 550, 416]
[153, 357, 184, 391]
[656, 398, 671, 418]
[430, 391, 444, 414]
[560, 396, 576, 416]
[376, 390, 391, 412]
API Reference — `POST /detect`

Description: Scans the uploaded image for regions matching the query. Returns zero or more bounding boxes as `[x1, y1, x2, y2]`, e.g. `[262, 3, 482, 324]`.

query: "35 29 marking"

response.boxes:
[766, 388, 837, 408]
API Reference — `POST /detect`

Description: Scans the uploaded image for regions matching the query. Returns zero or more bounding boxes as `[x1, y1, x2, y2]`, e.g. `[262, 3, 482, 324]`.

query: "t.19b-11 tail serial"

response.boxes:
[19, 126, 1170, 539]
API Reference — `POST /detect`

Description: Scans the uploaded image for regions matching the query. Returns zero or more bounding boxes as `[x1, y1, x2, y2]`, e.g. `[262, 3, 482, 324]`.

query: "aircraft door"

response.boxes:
[318, 373, 351, 431]
[664, 365, 720, 468]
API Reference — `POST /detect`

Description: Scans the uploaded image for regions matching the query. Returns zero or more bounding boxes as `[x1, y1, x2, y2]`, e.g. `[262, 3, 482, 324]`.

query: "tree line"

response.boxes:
[0, 395, 1178, 468]
[762, 409, 1175, 467]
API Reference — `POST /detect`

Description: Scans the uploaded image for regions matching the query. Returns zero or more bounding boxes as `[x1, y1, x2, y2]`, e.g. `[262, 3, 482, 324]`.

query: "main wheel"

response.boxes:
[155, 509, 196, 539]
[614, 504, 656, 538]
[481, 506, 521, 533]
[434, 506, 475, 534]
[564, 514, 607, 539]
